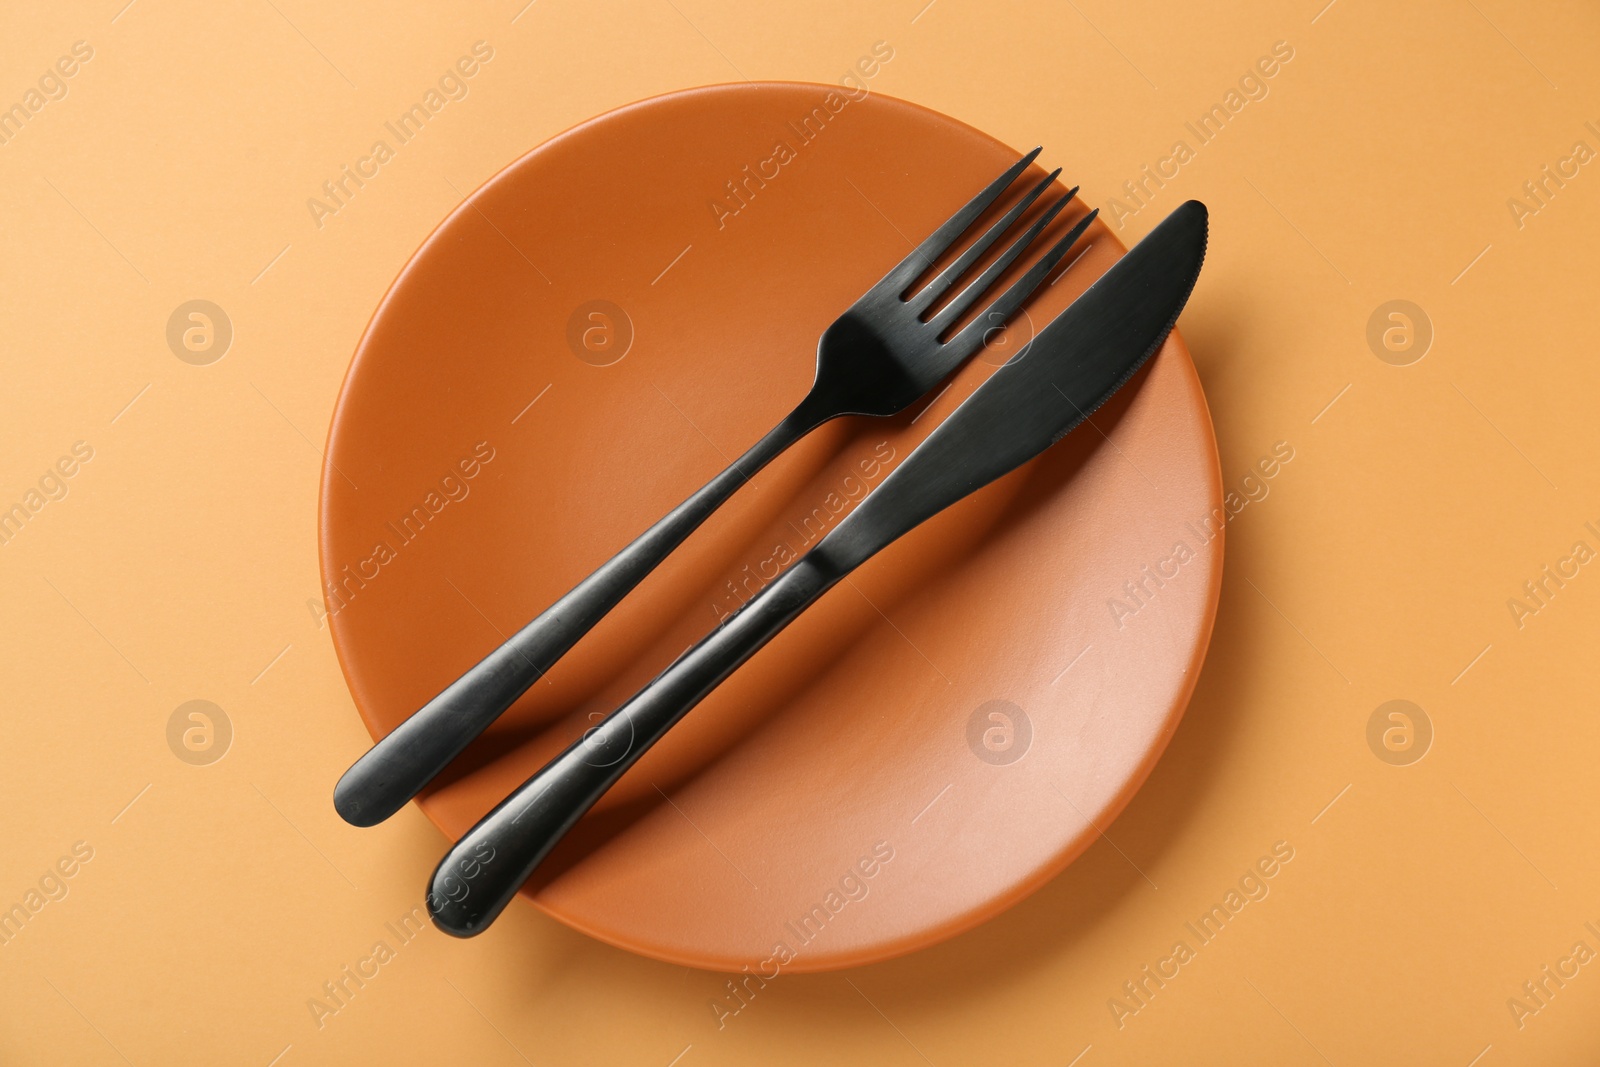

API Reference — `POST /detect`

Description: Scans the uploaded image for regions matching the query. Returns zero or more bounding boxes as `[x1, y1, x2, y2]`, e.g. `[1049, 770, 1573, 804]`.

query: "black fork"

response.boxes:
[334, 148, 1100, 827]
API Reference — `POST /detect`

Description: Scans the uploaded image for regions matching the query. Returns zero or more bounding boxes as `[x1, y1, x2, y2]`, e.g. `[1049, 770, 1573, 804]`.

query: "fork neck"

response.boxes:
[729, 390, 836, 481]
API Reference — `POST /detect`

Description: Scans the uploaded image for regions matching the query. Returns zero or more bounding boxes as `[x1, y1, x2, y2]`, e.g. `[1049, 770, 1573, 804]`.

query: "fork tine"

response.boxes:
[873, 147, 1043, 296]
[906, 168, 1063, 316]
[946, 207, 1100, 355]
[927, 191, 1074, 336]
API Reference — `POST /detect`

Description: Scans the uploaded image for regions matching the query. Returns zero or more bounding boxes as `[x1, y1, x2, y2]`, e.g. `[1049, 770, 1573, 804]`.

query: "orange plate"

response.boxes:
[320, 82, 1223, 972]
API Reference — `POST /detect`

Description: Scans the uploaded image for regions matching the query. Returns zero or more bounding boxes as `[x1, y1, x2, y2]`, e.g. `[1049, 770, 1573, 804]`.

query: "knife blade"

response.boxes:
[427, 201, 1208, 936]
[815, 198, 1208, 576]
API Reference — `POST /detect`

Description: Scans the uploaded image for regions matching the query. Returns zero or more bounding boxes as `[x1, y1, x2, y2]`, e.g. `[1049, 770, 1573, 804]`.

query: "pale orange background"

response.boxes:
[3, 1, 1598, 1064]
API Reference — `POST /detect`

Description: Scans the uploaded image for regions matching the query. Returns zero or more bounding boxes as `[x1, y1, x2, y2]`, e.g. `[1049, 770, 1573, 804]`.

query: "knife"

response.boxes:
[426, 200, 1208, 937]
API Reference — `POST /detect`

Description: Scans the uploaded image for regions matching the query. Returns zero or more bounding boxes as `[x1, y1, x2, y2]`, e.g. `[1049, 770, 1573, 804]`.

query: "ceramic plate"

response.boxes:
[320, 82, 1222, 971]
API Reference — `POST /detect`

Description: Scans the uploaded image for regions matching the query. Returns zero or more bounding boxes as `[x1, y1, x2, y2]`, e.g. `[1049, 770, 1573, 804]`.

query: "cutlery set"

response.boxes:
[332, 147, 1208, 938]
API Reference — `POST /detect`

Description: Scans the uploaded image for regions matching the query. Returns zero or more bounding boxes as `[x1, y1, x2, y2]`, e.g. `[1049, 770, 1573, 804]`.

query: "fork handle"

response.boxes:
[427, 552, 843, 937]
[333, 400, 825, 828]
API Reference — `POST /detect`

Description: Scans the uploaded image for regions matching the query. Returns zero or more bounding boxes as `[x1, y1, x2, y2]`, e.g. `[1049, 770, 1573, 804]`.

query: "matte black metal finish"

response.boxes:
[427, 201, 1209, 937]
[334, 150, 1098, 827]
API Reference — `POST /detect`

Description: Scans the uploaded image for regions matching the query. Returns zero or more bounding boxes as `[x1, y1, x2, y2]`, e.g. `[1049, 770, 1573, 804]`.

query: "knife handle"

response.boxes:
[333, 406, 819, 828]
[426, 553, 842, 937]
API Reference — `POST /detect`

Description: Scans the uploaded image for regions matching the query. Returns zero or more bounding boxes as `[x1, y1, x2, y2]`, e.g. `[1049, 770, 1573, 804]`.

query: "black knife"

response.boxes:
[427, 200, 1209, 937]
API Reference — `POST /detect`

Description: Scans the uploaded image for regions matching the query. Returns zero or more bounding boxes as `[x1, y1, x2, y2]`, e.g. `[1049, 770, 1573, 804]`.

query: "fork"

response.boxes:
[334, 147, 1099, 827]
